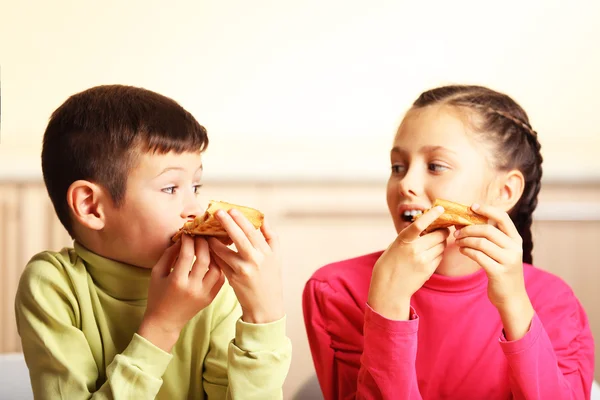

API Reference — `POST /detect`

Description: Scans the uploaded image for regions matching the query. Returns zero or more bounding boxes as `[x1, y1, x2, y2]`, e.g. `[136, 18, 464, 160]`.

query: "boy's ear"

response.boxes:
[67, 180, 108, 231]
[493, 169, 525, 212]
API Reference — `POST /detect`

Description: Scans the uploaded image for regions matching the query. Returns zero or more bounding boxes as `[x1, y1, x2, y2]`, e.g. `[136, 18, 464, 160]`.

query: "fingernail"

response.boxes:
[471, 203, 480, 211]
[215, 210, 225, 218]
[454, 229, 461, 237]
[434, 206, 444, 213]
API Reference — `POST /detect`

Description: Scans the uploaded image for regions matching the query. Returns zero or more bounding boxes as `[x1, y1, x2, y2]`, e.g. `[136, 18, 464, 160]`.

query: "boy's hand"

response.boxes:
[208, 209, 284, 325]
[454, 203, 534, 340]
[138, 235, 225, 352]
[368, 205, 449, 320]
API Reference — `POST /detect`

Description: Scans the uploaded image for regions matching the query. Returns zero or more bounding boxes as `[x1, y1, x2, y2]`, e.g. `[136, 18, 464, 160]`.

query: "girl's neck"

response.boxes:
[435, 243, 482, 277]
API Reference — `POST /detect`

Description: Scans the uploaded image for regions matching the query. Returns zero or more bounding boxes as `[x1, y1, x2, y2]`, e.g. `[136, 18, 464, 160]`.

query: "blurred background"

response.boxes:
[1, 0, 599, 398]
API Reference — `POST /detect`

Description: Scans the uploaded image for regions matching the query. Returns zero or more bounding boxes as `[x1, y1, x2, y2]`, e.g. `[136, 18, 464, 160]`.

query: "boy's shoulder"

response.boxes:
[17, 247, 83, 297]
[307, 250, 383, 292]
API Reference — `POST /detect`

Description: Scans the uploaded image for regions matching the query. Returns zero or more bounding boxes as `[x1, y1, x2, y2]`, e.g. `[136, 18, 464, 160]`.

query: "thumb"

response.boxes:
[400, 205, 445, 242]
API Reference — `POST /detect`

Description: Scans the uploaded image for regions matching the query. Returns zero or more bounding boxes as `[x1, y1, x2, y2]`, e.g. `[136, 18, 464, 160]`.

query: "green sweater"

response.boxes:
[14, 242, 292, 399]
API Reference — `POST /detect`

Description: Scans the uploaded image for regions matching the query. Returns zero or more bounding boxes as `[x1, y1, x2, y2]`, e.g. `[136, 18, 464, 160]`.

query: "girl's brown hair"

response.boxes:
[412, 85, 543, 264]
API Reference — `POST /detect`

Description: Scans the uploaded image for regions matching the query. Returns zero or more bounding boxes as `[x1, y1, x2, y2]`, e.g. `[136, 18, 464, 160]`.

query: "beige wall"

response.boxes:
[1, 0, 600, 182]
[1, 179, 599, 399]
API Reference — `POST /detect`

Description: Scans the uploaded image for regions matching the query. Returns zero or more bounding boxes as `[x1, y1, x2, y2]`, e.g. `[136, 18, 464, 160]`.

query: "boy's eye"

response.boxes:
[429, 163, 448, 173]
[162, 186, 177, 194]
[193, 184, 203, 194]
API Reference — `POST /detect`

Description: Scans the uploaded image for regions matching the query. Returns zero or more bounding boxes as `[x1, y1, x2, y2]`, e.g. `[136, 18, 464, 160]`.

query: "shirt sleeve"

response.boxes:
[14, 255, 173, 400]
[499, 292, 595, 400]
[202, 284, 292, 399]
[303, 279, 423, 400]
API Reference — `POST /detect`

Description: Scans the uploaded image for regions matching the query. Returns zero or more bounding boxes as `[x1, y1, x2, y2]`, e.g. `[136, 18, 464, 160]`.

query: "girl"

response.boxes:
[302, 85, 595, 399]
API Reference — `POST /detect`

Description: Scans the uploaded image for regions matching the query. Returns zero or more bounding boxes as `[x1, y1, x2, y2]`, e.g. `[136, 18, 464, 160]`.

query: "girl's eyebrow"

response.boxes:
[391, 146, 457, 155]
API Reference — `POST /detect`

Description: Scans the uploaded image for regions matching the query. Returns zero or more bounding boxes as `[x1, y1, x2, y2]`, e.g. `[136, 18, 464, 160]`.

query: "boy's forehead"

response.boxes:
[130, 151, 204, 178]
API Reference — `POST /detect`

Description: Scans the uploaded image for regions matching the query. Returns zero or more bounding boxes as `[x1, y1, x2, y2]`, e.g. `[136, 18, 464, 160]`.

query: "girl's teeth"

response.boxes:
[401, 210, 423, 221]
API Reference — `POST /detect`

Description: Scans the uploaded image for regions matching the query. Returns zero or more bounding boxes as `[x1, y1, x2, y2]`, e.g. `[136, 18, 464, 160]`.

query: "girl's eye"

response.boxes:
[193, 184, 203, 194]
[391, 164, 406, 174]
[162, 186, 177, 194]
[429, 163, 448, 173]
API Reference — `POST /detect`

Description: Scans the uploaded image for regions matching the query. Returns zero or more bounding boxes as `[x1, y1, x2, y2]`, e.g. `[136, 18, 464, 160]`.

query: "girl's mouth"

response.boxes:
[401, 209, 423, 222]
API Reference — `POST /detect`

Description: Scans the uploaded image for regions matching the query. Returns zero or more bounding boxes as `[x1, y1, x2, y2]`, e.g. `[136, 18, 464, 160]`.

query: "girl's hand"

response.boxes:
[455, 203, 535, 340]
[368, 205, 450, 320]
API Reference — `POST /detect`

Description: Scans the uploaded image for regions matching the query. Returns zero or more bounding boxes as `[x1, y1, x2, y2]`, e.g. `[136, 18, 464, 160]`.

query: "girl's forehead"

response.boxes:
[393, 105, 479, 150]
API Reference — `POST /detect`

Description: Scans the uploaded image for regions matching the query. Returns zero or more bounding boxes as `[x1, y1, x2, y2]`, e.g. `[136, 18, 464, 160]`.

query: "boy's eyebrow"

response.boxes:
[154, 164, 203, 178]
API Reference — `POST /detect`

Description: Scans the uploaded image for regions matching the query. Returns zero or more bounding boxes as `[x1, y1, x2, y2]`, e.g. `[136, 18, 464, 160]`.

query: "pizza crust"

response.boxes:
[172, 200, 264, 242]
[418, 199, 488, 234]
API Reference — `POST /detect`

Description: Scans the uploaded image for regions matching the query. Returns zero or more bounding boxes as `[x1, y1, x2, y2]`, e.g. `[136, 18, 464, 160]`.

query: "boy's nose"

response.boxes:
[181, 195, 204, 220]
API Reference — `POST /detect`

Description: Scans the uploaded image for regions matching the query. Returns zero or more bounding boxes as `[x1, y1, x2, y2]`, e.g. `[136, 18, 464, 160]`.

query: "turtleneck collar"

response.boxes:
[423, 267, 488, 294]
[74, 241, 152, 301]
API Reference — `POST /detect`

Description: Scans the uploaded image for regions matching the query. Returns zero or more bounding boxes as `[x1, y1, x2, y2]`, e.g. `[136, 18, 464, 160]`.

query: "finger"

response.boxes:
[260, 217, 280, 252]
[205, 270, 226, 303]
[419, 242, 447, 264]
[189, 237, 210, 280]
[207, 237, 241, 267]
[217, 236, 234, 246]
[152, 240, 182, 277]
[201, 262, 224, 289]
[459, 247, 502, 274]
[416, 228, 451, 251]
[400, 205, 445, 242]
[210, 250, 235, 279]
[455, 224, 514, 250]
[195, 237, 211, 267]
[470, 204, 521, 241]
[214, 210, 255, 259]
[171, 234, 195, 281]
[429, 255, 444, 272]
[228, 208, 268, 251]
[455, 237, 507, 264]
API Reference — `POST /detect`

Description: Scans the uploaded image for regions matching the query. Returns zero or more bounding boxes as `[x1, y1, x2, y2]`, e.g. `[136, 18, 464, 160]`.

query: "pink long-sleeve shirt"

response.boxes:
[303, 251, 595, 400]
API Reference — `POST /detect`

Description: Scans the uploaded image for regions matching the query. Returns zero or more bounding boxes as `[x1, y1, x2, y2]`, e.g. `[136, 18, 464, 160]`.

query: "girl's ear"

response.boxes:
[67, 180, 107, 231]
[494, 169, 525, 212]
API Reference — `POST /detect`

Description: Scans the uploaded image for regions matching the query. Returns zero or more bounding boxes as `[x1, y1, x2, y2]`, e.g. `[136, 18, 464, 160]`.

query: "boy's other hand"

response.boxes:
[208, 210, 285, 325]
[138, 235, 225, 352]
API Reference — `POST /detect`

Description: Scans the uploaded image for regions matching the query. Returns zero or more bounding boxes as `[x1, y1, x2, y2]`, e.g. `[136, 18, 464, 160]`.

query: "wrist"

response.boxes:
[241, 307, 285, 324]
[138, 316, 182, 353]
[497, 295, 535, 341]
[367, 295, 412, 321]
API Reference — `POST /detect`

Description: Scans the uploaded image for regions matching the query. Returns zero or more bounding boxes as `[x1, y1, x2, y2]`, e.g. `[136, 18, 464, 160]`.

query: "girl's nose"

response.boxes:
[397, 169, 420, 197]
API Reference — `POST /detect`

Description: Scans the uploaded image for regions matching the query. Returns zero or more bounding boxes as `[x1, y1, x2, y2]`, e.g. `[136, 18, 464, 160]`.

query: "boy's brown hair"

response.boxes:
[42, 84, 209, 238]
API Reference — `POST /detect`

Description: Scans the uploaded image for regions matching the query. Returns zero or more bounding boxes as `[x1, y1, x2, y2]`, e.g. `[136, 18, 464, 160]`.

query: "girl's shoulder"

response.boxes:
[304, 251, 383, 312]
[309, 250, 384, 284]
[523, 263, 574, 294]
[523, 263, 584, 312]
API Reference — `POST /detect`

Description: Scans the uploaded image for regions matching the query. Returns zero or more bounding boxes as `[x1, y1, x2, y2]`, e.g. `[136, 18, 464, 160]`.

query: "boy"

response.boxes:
[14, 84, 291, 399]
